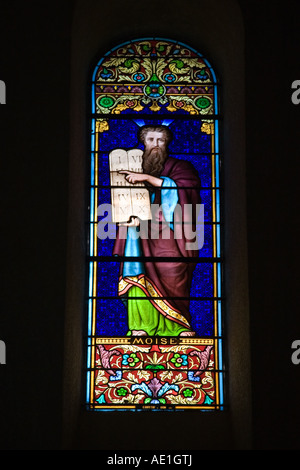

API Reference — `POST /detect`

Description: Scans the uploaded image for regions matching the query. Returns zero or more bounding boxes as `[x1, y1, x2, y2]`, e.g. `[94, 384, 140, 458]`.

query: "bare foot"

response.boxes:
[179, 331, 196, 337]
[131, 330, 148, 336]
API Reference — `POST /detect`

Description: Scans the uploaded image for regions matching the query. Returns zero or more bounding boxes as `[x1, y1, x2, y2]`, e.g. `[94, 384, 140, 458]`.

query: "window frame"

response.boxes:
[85, 37, 226, 412]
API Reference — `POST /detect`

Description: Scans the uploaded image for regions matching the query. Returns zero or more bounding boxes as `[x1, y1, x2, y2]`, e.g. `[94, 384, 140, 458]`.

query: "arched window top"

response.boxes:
[91, 38, 218, 117]
[87, 37, 224, 412]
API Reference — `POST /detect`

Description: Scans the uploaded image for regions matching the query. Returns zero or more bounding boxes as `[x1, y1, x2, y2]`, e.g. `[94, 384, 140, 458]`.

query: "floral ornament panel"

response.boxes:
[93, 39, 217, 116]
[91, 339, 220, 409]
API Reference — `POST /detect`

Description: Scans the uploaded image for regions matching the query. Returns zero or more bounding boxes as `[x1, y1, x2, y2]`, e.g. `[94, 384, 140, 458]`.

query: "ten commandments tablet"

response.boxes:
[109, 148, 152, 223]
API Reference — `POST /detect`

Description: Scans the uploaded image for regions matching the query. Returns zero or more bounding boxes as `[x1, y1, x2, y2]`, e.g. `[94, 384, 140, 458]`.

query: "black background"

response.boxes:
[0, 0, 300, 450]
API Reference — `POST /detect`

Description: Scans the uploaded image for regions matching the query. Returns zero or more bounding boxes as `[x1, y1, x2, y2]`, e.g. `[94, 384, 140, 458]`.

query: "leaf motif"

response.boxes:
[141, 96, 152, 105]
[177, 75, 192, 83]
[109, 396, 125, 404]
[168, 394, 199, 405]
[172, 373, 183, 383]
[156, 42, 173, 56]
[96, 105, 110, 114]
[141, 58, 154, 79]
[157, 354, 165, 364]
[139, 41, 152, 53]
[131, 382, 152, 396]
[119, 60, 140, 74]
[158, 382, 179, 397]
[127, 372, 139, 383]
[118, 74, 133, 82]
[192, 383, 203, 389]
[95, 370, 108, 385]
[103, 57, 127, 67]
[161, 345, 190, 354]
[158, 96, 168, 105]
[182, 57, 205, 68]
[156, 58, 167, 80]
[167, 394, 187, 404]
[169, 61, 190, 75]
[137, 370, 151, 381]
[160, 370, 173, 381]
[201, 372, 214, 386]
[124, 393, 145, 404]
[134, 44, 142, 55]
[107, 381, 117, 388]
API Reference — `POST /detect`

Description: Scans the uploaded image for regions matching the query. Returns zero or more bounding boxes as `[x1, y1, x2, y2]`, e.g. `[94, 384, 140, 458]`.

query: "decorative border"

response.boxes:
[87, 38, 224, 411]
[90, 339, 218, 409]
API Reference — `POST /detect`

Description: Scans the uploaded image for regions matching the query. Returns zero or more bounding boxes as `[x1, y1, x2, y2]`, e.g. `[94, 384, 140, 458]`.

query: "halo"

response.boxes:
[133, 119, 174, 127]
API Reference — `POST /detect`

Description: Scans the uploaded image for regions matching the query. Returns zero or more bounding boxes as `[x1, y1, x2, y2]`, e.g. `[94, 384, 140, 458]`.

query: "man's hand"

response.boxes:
[118, 170, 147, 184]
[118, 170, 162, 187]
[119, 216, 140, 227]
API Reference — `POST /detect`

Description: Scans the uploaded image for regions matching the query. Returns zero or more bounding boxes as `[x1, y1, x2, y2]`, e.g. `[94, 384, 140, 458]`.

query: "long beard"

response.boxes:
[142, 147, 168, 178]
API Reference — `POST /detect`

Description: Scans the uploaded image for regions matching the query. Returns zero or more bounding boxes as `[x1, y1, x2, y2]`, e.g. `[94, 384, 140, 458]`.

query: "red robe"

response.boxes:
[113, 156, 201, 330]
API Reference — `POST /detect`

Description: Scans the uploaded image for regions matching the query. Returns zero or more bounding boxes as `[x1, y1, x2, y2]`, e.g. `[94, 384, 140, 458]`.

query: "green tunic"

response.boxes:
[126, 285, 190, 336]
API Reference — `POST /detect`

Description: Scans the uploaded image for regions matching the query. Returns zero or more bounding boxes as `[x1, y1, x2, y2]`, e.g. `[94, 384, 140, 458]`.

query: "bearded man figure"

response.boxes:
[113, 125, 201, 337]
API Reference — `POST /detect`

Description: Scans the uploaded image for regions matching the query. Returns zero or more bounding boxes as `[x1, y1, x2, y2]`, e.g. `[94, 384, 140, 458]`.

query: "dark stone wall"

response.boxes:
[240, 0, 300, 449]
[0, 1, 74, 449]
[0, 0, 299, 450]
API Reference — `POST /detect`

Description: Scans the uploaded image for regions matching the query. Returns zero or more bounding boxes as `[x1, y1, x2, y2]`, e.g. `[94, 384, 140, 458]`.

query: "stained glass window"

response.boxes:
[86, 38, 224, 410]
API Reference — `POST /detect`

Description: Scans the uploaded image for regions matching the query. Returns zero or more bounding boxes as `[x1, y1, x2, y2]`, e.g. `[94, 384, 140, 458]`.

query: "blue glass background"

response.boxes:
[93, 117, 217, 336]
[95, 298, 215, 337]
[97, 118, 213, 156]
[96, 262, 214, 299]
[95, 220, 214, 258]
[94, 151, 213, 188]
[95, 259, 215, 337]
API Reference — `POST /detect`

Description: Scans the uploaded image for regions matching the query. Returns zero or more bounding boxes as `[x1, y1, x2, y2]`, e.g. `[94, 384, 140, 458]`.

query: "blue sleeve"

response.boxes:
[123, 226, 144, 277]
